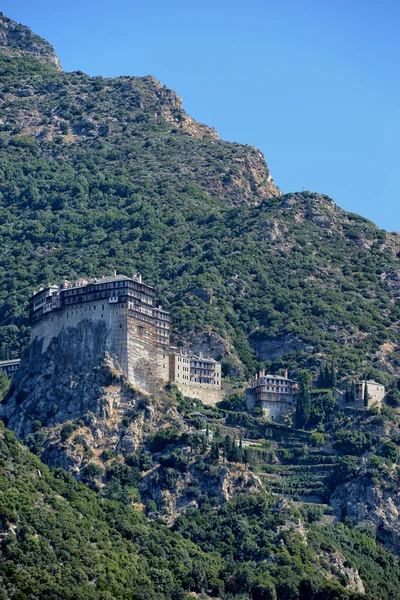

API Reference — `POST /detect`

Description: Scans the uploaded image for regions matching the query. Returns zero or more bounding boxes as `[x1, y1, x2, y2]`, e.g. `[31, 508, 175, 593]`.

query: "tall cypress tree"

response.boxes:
[350, 380, 357, 403]
[296, 371, 312, 428]
[317, 365, 326, 389]
[331, 359, 337, 389]
[210, 441, 220, 462]
[364, 379, 369, 407]
[324, 364, 331, 388]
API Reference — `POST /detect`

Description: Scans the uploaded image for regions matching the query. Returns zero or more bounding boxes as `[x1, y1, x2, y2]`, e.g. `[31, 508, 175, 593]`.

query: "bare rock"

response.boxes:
[250, 334, 310, 361]
[0, 13, 62, 70]
[331, 475, 400, 554]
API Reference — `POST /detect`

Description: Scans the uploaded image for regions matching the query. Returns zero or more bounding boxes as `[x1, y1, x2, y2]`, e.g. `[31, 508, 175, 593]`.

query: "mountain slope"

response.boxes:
[2, 422, 400, 600]
[0, 14, 399, 383]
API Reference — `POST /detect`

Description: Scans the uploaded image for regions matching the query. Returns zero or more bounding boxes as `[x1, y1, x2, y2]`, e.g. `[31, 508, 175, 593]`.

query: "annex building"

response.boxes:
[246, 370, 298, 421]
[0, 359, 21, 378]
[356, 380, 385, 407]
[30, 273, 221, 401]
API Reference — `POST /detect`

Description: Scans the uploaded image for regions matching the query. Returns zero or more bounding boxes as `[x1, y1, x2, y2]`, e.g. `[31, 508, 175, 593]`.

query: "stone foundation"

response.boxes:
[175, 382, 225, 405]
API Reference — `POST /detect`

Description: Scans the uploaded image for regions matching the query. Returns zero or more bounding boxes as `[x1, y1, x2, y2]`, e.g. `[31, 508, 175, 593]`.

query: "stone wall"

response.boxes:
[31, 300, 166, 394]
[175, 382, 225, 405]
[31, 299, 124, 353]
[246, 389, 256, 411]
[261, 400, 292, 421]
[246, 389, 294, 422]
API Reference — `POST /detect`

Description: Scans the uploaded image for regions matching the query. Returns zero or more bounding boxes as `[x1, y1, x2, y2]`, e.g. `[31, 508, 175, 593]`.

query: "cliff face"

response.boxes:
[1, 320, 114, 438]
[331, 474, 400, 554]
[0, 13, 61, 70]
[140, 463, 263, 525]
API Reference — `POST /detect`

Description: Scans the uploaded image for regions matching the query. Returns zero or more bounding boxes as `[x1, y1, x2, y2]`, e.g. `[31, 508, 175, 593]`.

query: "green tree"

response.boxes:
[210, 441, 220, 462]
[386, 381, 400, 407]
[332, 455, 359, 484]
[379, 441, 398, 463]
[296, 371, 312, 428]
[350, 380, 357, 403]
[0, 371, 9, 402]
[331, 359, 337, 389]
[363, 379, 369, 407]
[310, 431, 325, 447]
[324, 364, 331, 388]
[317, 364, 326, 388]
[83, 462, 104, 482]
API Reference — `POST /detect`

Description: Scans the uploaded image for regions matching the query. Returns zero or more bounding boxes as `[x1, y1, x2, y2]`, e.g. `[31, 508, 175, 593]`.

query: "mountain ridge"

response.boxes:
[0, 12, 62, 70]
[0, 14, 399, 384]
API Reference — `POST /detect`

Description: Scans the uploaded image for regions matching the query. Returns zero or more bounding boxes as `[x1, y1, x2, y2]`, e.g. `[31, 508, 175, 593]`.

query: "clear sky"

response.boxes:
[3, 0, 400, 231]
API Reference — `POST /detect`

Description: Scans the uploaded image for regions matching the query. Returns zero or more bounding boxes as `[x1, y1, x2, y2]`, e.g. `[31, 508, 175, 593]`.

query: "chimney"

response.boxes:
[138, 274, 142, 283]
[284, 368, 288, 379]
[114, 269, 117, 277]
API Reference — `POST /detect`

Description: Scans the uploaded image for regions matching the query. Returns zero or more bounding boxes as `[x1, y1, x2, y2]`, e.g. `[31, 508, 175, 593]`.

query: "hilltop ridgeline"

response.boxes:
[0, 12, 62, 70]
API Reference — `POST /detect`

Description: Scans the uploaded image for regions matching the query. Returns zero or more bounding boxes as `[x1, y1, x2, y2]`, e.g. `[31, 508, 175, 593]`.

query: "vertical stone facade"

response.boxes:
[356, 380, 386, 406]
[246, 371, 297, 421]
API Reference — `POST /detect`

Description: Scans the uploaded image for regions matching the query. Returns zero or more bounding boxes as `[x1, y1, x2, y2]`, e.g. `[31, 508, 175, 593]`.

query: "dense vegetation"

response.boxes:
[1, 424, 400, 600]
[0, 31, 399, 382]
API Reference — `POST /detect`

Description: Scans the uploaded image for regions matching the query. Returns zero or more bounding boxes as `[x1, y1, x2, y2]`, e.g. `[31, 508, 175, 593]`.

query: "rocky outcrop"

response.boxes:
[382, 271, 400, 298]
[250, 334, 311, 361]
[331, 474, 400, 554]
[0, 17, 280, 204]
[184, 329, 245, 378]
[0, 13, 61, 70]
[323, 550, 365, 595]
[1, 319, 118, 438]
[140, 463, 264, 524]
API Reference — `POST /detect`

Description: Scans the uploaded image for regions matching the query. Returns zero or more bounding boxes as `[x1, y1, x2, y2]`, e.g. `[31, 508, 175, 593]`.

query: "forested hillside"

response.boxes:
[2, 422, 400, 600]
[1, 12, 400, 382]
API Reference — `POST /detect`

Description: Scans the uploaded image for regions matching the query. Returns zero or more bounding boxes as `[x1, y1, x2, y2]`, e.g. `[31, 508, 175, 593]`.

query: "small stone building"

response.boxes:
[356, 380, 385, 406]
[0, 359, 21, 378]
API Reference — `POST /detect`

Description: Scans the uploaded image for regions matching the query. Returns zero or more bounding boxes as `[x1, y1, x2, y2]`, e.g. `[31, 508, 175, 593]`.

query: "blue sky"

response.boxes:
[3, 0, 400, 231]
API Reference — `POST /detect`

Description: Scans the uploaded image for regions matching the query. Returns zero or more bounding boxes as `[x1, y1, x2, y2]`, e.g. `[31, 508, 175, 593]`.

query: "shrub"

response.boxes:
[149, 426, 181, 452]
[83, 462, 104, 481]
[378, 441, 398, 463]
[60, 422, 77, 441]
[310, 432, 325, 447]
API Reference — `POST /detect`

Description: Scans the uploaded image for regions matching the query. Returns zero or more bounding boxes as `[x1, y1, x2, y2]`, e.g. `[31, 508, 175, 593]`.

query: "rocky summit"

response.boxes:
[0, 12, 62, 69]
[1, 13, 400, 600]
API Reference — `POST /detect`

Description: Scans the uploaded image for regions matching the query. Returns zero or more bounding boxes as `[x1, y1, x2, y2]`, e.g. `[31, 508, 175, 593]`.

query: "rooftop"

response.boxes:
[255, 374, 296, 383]
[191, 354, 219, 364]
[32, 273, 152, 298]
[0, 359, 21, 366]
